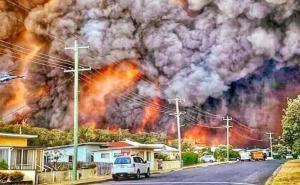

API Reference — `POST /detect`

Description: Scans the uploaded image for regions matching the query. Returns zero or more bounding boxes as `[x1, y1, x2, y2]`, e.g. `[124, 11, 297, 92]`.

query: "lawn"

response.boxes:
[272, 160, 300, 185]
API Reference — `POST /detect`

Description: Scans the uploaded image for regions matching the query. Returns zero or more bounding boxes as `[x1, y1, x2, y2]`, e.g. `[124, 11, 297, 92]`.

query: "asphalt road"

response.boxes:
[96, 160, 283, 185]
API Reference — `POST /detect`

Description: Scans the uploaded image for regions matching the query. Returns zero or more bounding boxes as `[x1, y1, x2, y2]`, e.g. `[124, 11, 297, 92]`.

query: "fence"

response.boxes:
[37, 162, 112, 184]
[95, 162, 112, 175]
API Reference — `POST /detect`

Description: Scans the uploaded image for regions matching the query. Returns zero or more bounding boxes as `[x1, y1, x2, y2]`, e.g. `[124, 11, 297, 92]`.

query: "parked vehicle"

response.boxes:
[200, 155, 216, 163]
[286, 154, 293, 159]
[251, 151, 265, 161]
[112, 156, 150, 180]
[240, 151, 251, 161]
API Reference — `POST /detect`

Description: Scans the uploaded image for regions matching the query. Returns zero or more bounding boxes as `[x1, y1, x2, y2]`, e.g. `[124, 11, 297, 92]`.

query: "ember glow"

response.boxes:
[80, 60, 142, 127]
[184, 125, 224, 146]
[138, 97, 161, 132]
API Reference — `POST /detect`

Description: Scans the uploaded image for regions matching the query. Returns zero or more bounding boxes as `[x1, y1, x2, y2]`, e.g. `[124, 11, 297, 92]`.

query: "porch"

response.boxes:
[0, 146, 43, 170]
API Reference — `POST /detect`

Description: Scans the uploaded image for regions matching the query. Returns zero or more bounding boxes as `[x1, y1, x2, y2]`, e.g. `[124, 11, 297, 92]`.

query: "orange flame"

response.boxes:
[3, 31, 45, 119]
[80, 59, 142, 125]
[137, 97, 161, 132]
[184, 125, 224, 146]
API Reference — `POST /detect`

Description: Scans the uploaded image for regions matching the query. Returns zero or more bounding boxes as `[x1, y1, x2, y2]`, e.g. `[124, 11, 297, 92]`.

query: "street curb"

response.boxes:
[264, 162, 283, 185]
[152, 161, 237, 174]
[74, 178, 111, 185]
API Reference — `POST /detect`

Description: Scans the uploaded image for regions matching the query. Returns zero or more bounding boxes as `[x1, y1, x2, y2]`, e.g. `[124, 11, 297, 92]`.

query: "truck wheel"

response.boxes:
[136, 170, 141, 179]
[112, 175, 118, 181]
[145, 168, 150, 178]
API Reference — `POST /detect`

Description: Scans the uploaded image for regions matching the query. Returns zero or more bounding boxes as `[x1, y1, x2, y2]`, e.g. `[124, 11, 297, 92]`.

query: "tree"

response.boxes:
[273, 144, 288, 159]
[282, 96, 300, 150]
[214, 145, 239, 161]
[293, 139, 300, 157]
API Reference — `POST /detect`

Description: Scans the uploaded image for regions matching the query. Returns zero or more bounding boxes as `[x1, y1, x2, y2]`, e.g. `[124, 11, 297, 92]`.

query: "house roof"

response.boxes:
[92, 145, 159, 152]
[93, 140, 177, 152]
[0, 132, 38, 139]
[45, 142, 107, 150]
[0, 146, 43, 149]
[108, 141, 131, 147]
[147, 144, 179, 152]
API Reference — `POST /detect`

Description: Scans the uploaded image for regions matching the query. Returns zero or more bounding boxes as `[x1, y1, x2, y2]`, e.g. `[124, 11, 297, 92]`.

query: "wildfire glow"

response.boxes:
[80, 59, 142, 125]
[3, 31, 45, 120]
[184, 125, 224, 146]
[137, 97, 161, 132]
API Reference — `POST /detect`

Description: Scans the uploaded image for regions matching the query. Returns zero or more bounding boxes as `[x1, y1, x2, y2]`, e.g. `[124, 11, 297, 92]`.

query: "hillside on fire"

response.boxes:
[1, 0, 300, 148]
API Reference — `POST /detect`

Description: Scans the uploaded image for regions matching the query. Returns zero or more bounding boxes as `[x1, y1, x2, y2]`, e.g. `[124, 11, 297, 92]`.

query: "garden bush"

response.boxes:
[182, 152, 198, 166]
[0, 172, 9, 182]
[9, 171, 24, 182]
[0, 160, 8, 170]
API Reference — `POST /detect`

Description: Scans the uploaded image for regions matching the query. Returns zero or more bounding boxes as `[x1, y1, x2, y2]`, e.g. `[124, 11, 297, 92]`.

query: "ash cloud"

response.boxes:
[1, 0, 300, 136]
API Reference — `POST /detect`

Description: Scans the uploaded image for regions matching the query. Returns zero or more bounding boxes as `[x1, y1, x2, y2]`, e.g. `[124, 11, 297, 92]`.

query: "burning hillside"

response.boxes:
[1, 0, 300, 147]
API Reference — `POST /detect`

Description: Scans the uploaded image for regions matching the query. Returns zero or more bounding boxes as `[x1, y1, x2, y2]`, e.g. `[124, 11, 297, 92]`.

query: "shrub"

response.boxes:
[182, 152, 198, 166]
[81, 163, 97, 169]
[0, 160, 8, 170]
[0, 172, 9, 182]
[9, 171, 24, 182]
[155, 154, 170, 161]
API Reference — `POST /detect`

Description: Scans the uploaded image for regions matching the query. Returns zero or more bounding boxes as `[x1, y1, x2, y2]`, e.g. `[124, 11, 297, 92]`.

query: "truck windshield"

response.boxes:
[114, 157, 131, 164]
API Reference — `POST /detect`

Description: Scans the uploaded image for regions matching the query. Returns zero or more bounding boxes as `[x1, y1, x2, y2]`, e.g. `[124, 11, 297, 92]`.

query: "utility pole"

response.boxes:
[169, 98, 185, 168]
[64, 40, 90, 181]
[223, 116, 232, 162]
[266, 132, 274, 158]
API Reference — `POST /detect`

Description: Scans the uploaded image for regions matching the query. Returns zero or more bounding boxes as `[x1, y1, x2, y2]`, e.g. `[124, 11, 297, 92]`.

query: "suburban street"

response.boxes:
[96, 160, 283, 185]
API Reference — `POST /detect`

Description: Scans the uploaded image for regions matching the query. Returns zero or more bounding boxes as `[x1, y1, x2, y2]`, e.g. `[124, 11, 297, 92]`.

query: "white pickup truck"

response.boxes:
[112, 156, 150, 180]
[240, 151, 251, 161]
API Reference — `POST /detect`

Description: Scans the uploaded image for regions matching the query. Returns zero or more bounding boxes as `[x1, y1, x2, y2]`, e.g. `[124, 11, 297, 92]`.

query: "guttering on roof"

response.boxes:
[45, 142, 107, 150]
[0, 133, 38, 139]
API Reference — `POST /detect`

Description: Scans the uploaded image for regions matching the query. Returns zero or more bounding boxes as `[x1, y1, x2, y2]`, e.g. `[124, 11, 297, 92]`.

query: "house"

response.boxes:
[0, 132, 44, 184]
[147, 144, 179, 160]
[44, 142, 107, 163]
[93, 140, 178, 170]
[0, 132, 43, 170]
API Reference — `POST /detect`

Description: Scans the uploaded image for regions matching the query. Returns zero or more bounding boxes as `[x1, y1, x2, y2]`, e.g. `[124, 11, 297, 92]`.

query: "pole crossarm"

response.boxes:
[64, 67, 92, 73]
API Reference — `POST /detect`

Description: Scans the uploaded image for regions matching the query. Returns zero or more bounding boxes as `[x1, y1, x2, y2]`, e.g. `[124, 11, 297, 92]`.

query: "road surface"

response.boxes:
[95, 160, 282, 185]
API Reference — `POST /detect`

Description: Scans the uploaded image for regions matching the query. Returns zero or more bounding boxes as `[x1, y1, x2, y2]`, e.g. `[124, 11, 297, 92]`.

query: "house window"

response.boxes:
[146, 152, 151, 161]
[0, 149, 8, 162]
[16, 150, 28, 164]
[91, 155, 94, 162]
[101, 153, 109, 159]
[68, 156, 73, 162]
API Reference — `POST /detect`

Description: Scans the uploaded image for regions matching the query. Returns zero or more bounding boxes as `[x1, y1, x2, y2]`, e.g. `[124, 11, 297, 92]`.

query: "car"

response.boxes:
[200, 155, 216, 163]
[286, 154, 293, 159]
[240, 151, 251, 161]
[112, 156, 150, 180]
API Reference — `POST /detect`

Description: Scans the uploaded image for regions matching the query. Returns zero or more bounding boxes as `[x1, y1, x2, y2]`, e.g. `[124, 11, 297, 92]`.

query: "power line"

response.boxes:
[2, 75, 74, 120]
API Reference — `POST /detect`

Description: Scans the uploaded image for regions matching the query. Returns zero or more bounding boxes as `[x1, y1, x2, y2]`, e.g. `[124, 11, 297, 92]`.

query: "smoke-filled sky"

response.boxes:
[0, 0, 300, 147]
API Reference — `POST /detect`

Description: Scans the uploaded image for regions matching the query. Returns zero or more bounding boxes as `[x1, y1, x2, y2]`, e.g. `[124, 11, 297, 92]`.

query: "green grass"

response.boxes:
[272, 160, 300, 185]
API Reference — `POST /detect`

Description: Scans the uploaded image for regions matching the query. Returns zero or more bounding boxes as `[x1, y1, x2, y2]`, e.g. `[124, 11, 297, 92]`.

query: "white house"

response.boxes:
[44, 142, 107, 163]
[92, 140, 178, 170]
[147, 144, 179, 160]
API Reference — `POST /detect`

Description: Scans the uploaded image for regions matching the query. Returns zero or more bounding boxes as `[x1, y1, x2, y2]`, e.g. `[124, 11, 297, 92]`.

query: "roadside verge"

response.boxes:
[265, 159, 300, 185]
